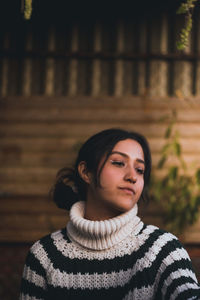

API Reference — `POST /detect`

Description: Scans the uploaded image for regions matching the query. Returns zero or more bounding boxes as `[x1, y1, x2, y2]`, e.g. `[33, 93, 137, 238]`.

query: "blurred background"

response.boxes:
[1, 0, 200, 299]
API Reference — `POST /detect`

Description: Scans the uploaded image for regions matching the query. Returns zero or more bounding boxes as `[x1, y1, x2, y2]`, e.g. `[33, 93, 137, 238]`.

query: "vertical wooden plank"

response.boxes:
[1, 32, 10, 97]
[138, 21, 147, 95]
[173, 17, 193, 97]
[100, 60, 107, 95]
[123, 62, 133, 95]
[1, 59, 9, 97]
[114, 21, 124, 97]
[100, 24, 110, 95]
[30, 28, 40, 95]
[174, 56, 193, 97]
[44, 27, 55, 96]
[101, 22, 116, 95]
[149, 15, 168, 97]
[54, 58, 65, 96]
[68, 24, 78, 96]
[22, 31, 32, 96]
[54, 25, 69, 96]
[123, 21, 140, 95]
[91, 23, 101, 96]
[77, 24, 91, 95]
[123, 21, 133, 95]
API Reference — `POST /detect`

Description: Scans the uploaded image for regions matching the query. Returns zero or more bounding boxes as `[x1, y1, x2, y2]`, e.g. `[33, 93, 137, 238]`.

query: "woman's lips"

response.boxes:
[119, 187, 135, 195]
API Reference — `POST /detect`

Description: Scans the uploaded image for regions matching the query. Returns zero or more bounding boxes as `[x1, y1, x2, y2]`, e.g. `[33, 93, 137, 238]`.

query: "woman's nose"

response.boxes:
[124, 167, 137, 183]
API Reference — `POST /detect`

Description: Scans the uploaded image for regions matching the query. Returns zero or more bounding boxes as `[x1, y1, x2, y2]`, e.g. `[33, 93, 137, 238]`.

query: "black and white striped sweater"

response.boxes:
[20, 201, 200, 300]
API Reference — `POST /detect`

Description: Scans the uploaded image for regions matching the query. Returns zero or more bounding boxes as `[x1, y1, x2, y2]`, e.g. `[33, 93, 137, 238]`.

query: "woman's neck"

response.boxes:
[67, 201, 143, 250]
[84, 188, 135, 221]
[84, 198, 121, 221]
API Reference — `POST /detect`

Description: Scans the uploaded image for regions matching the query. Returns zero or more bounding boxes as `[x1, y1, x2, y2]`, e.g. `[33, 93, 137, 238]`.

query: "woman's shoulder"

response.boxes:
[140, 224, 191, 263]
[29, 227, 69, 256]
[141, 224, 180, 242]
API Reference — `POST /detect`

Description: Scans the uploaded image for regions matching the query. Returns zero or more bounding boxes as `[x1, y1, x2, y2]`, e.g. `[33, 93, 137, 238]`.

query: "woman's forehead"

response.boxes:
[112, 139, 144, 160]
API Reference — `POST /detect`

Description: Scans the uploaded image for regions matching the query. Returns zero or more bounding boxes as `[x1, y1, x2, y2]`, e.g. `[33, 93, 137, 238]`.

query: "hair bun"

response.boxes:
[53, 181, 79, 210]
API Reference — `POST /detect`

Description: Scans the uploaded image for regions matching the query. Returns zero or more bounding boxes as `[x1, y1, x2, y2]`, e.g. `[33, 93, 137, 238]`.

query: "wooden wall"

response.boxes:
[0, 96, 200, 243]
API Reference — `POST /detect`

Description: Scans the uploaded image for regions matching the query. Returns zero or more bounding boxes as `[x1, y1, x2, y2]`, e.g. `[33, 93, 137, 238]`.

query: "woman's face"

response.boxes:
[85, 139, 145, 219]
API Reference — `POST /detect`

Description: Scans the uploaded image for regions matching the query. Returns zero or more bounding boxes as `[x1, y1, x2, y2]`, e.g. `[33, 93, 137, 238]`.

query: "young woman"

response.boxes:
[20, 128, 200, 300]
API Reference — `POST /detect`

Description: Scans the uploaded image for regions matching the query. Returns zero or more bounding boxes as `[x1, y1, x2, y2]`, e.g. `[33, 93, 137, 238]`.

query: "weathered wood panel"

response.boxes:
[1, 9, 200, 98]
[1, 136, 200, 153]
[2, 122, 200, 137]
[0, 197, 58, 213]
[1, 107, 200, 122]
[0, 196, 68, 242]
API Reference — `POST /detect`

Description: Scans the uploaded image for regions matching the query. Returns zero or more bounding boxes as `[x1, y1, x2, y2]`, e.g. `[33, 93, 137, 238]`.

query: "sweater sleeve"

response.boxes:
[19, 244, 47, 300]
[155, 234, 200, 300]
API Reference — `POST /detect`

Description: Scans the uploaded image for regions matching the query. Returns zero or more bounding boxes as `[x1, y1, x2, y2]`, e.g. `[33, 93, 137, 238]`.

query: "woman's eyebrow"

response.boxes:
[110, 151, 145, 165]
[137, 159, 145, 165]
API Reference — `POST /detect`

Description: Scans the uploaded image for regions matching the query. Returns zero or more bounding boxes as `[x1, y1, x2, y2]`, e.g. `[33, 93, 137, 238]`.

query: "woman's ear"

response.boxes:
[78, 161, 92, 184]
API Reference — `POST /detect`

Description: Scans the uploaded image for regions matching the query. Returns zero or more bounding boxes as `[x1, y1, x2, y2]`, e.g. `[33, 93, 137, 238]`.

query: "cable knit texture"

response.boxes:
[67, 201, 142, 250]
[20, 201, 200, 300]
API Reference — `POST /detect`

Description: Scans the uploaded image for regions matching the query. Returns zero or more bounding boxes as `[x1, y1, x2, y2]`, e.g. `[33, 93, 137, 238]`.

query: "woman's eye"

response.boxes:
[111, 160, 125, 167]
[137, 168, 144, 175]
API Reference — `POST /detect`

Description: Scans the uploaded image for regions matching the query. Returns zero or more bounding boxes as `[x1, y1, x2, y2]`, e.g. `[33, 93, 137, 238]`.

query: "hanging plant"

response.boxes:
[150, 110, 200, 234]
[22, 0, 33, 20]
[176, 0, 198, 50]
[20, 0, 199, 46]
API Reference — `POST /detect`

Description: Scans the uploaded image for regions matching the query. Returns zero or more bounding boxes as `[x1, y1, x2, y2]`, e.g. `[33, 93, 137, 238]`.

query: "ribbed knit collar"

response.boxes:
[67, 201, 142, 250]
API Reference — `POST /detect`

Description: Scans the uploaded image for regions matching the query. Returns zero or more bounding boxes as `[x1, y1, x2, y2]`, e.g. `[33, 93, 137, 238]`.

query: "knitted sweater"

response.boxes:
[20, 201, 200, 300]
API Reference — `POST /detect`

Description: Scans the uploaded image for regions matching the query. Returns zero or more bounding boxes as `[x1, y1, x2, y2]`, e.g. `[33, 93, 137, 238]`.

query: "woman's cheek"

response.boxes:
[100, 168, 121, 186]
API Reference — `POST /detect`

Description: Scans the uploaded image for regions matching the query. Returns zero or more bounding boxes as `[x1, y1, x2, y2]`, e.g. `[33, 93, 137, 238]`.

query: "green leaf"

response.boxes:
[176, 0, 198, 50]
[196, 196, 200, 205]
[196, 169, 200, 185]
[165, 125, 172, 138]
[158, 115, 170, 122]
[177, 42, 186, 51]
[173, 142, 181, 157]
[176, 3, 188, 14]
[161, 143, 171, 155]
[157, 156, 166, 169]
[180, 158, 187, 171]
[169, 166, 178, 180]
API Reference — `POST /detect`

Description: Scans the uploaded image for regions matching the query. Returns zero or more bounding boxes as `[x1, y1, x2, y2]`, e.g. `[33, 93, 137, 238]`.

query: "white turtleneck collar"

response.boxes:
[67, 201, 143, 251]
